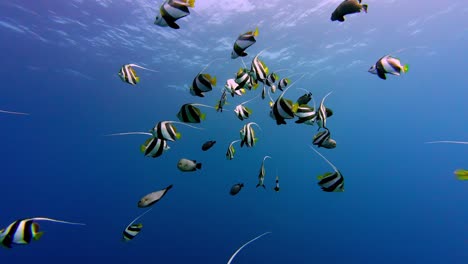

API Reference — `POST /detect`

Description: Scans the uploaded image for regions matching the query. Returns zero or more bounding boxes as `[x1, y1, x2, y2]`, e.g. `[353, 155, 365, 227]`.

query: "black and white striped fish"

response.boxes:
[234, 95, 259, 121]
[317, 92, 333, 130]
[273, 175, 280, 192]
[257, 156, 271, 189]
[235, 68, 254, 90]
[176, 103, 209, 123]
[251, 52, 269, 83]
[226, 140, 240, 160]
[231, 28, 259, 59]
[215, 90, 228, 112]
[225, 78, 246, 97]
[140, 137, 170, 158]
[240, 122, 260, 148]
[310, 147, 344, 192]
[368, 55, 409, 80]
[312, 128, 336, 149]
[118, 64, 158, 85]
[295, 104, 317, 125]
[0, 217, 85, 248]
[270, 75, 305, 125]
[154, 0, 195, 29]
[265, 73, 278, 93]
[190, 74, 216, 97]
[277, 78, 289, 91]
[150, 121, 201, 141]
[122, 208, 153, 242]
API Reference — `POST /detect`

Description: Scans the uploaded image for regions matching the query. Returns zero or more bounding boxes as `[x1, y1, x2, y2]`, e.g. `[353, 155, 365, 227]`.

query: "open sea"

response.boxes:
[1, 0, 467, 263]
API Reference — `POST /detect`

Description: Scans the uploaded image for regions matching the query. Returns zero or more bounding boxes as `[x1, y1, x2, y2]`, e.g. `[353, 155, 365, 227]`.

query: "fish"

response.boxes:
[0, 217, 85, 248]
[277, 78, 289, 91]
[331, 0, 368, 22]
[138, 184, 173, 208]
[273, 175, 280, 192]
[265, 73, 278, 93]
[122, 208, 153, 242]
[251, 50, 269, 83]
[257, 156, 272, 189]
[118, 64, 158, 85]
[0, 109, 29, 115]
[310, 147, 344, 192]
[312, 128, 336, 149]
[176, 103, 212, 123]
[316, 92, 333, 130]
[227, 232, 272, 264]
[229, 183, 244, 196]
[235, 68, 256, 90]
[240, 122, 260, 148]
[234, 95, 259, 121]
[215, 90, 228, 112]
[231, 28, 259, 59]
[296, 91, 313, 105]
[189, 59, 221, 97]
[226, 140, 241, 160]
[455, 169, 468, 180]
[177, 158, 202, 172]
[271, 75, 306, 125]
[154, 0, 195, 29]
[225, 78, 246, 97]
[368, 55, 409, 80]
[202, 140, 216, 151]
[295, 104, 317, 125]
[140, 137, 170, 158]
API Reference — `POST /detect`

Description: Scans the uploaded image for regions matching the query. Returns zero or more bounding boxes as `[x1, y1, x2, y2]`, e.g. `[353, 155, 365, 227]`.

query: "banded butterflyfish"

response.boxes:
[331, 0, 368, 22]
[310, 147, 344, 192]
[368, 55, 408, 80]
[265, 73, 279, 93]
[0, 217, 85, 248]
[226, 140, 241, 160]
[313, 128, 337, 149]
[138, 184, 173, 208]
[231, 28, 259, 59]
[122, 208, 153, 242]
[189, 58, 222, 97]
[140, 137, 170, 158]
[118, 64, 157, 85]
[250, 49, 269, 83]
[270, 74, 308, 125]
[154, 0, 195, 29]
[235, 68, 257, 90]
[277, 78, 290, 91]
[257, 156, 272, 189]
[239, 122, 260, 148]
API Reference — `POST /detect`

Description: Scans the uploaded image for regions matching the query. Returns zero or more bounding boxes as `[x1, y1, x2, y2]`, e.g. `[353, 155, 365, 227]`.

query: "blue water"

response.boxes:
[1, 0, 467, 263]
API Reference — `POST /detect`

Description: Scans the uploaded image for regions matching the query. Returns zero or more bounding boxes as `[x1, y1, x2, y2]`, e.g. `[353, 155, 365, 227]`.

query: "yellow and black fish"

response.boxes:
[176, 104, 210, 123]
[141, 137, 170, 158]
[118, 64, 157, 85]
[122, 209, 152, 242]
[154, 0, 195, 29]
[240, 122, 260, 148]
[231, 28, 259, 59]
[310, 147, 344, 192]
[226, 140, 240, 160]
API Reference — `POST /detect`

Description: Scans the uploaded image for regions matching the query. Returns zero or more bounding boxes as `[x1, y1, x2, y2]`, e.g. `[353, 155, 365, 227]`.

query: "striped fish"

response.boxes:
[296, 92, 312, 105]
[270, 76, 306, 125]
[317, 92, 333, 130]
[225, 78, 246, 97]
[140, 137, 170, 158]
[190, 74, 216, 97]
[313, 128, 332, 148]
[368, 55, 409, 80]
[273, 175, 280, 192]
[251, 53, 269, 83]
[150, 121, 181, 142]
[122, 208, 153, 242]
[257, 156, 271, 189]
[265, 73, 278, 93]
[118, 64, 158, 85]
[226, 140, 240, 160]
[0, 217, 85, 248]
[176, 104, 207, 123]
[234, 95, 259, 121]
[231, 28, 259, 59]
[154, 0, 195, 29]
[295, 104, 317, 125]
[235, 68, 256, 90]
[310, 147, 344, 192]
[277, 78, 289, 91]
[240, 122, 260, 148]
[215, 90, 228, 112]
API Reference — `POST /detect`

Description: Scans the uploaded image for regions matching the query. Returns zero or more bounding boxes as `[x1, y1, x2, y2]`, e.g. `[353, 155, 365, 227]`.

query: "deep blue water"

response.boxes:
[1, 0, 467, 263]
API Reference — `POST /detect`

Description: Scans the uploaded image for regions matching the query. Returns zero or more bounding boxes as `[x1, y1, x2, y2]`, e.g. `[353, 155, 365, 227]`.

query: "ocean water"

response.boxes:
[1, 0, 467, 263]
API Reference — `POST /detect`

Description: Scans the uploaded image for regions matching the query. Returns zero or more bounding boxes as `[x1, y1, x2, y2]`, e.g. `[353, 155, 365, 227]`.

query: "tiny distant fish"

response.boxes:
[227, 232, 272, 264]
[310, 147, 344, 192]
[118, 64, 157, 85]
[368, 55, 409, 80]
[215, 90, 228, 112]
[240, 122, 260, 148]
[273, 175, 280, 192]
[231, 28, 259, 59]
[138, 184, 173, 208]
[177, 158, 202, 172]
[122, 208, 153, 242]
[230, 183, 244, 196]
[257, 156, 272, 189]
[0, 217, 85, 248]
[331, 0, 368, 22]
[154, 0, 195, 29]
[455, 169, 468, 181]
[140, 137, 170, 158]
[226, 140, 241, 160]
[202, 140, 216, 151]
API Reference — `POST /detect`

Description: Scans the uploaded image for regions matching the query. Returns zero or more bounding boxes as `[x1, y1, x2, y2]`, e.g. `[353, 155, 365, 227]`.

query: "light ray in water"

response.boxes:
[227, 232, 272, 264]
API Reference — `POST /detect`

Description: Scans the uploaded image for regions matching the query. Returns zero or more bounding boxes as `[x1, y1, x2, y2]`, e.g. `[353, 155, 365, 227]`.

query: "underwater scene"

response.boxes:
[1, 0, 467, 263]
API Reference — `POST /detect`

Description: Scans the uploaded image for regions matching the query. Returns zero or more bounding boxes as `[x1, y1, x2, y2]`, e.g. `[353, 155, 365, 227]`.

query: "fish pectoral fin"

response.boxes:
[377, 70, 386, 80]
[34, 232, 44, 241]
[240, 51, 248, 57]
[167, 20, 180, 29]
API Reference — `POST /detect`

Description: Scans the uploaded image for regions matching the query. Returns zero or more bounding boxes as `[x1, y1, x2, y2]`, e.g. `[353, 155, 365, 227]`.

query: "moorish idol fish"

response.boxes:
[122, 208, 153, 242]
[368, 55, 408, 80]
[234, 94, 259, 121]
[0, 217, 85, 248]
[190, 58, 222, 97]
[118, 64, 158, 85]
[454, 169, 468, 181]
[277, 78, 290, 91]
[154, 0, 195, 29]
[310, 147, 344, 192]
[331, 0, 368, 22]
[0, 109, 29, 116]
[215, 90, 228, 112]
[316, 92, 334, 130]
[250, 49, 270, 84]
[227, 232, 272, 264]
[201, 140, 216, 151]
[239, 122, 260, 148]
[226, 140, 241, 160]
[140, 137, 170, 158]
[225, 78, 246, 97]
[270, 75, 307, 125]
[230, 183, 244, 196]
[231, 28, 259, 59]
[257, 156, 272, 189]
[177, 103, 215, 123]
[138, 184, 173, 208]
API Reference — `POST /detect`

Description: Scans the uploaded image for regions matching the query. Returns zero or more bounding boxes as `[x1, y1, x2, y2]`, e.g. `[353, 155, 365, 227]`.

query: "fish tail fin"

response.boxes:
[135, 76, 140, 83]
[362, 4, 368, 13]
[200, 113, 206, 120]
[210, 76, 217, 86]
[188, 0, 195, 8]
[176, 132, 182, 139]
[403, 64, 409, 73]
[253, 27, 259, 37]
[34, 232, 44, 241]
[196, 163, 202, 170]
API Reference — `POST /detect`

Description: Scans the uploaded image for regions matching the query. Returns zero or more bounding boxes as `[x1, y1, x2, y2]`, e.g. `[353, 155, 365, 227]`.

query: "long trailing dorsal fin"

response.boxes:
[263, 155, 272, 162]
[104, 132, 153, 137]
[0, 109, 29, 115]
[229, 139, 241, 147]
[425, 141, 468, 145]
[198, 58, 225, 74]
[128, 64, 158, 73]
[190, 103, 217, 110]
[163, 121, 204, 130]
[309, 146, 339, 172]
[126, 208, 153, 228]
[247, 122, 262, 131]
[278, 73, 307, 100]
[227, 232, 272, 264]
[28, 217, 86, 226]
[239, 94, 260, 106]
